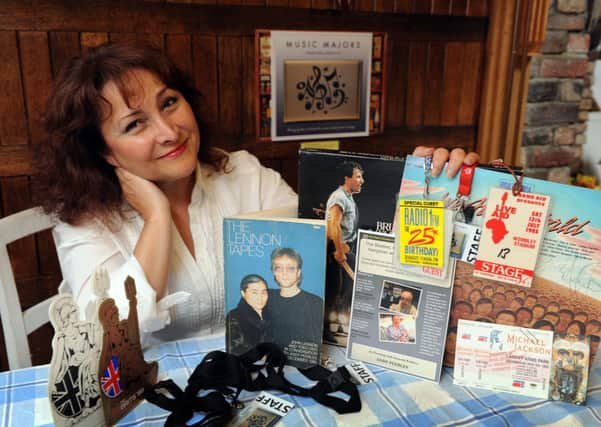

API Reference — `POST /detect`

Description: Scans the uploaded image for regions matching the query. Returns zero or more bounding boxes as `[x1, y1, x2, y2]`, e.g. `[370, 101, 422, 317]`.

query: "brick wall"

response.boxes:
[523, 0, 591, 183]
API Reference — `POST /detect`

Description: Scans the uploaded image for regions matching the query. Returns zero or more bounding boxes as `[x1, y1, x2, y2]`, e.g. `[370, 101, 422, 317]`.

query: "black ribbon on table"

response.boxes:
[143, 342, 362, 426]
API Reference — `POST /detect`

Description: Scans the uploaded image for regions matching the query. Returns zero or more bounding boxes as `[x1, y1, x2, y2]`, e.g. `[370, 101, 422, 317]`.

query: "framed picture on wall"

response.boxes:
[255, 30, 387, 142]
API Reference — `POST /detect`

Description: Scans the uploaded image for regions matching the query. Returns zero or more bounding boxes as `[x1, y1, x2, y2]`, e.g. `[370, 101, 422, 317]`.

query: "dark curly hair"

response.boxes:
[38, 42, 228, 226]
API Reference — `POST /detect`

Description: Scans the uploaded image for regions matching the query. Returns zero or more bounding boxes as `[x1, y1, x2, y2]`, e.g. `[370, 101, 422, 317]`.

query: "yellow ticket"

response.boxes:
[398, 199, 445, 268]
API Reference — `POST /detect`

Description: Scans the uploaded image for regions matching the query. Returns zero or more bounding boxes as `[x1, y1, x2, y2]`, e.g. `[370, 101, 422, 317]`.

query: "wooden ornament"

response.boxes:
[48, 294, 104, 427]
[97, 276, 158, 425]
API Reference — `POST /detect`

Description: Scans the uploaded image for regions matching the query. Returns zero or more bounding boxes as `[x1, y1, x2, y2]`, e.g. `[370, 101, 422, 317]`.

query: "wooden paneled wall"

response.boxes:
[0, 0, 489, 370]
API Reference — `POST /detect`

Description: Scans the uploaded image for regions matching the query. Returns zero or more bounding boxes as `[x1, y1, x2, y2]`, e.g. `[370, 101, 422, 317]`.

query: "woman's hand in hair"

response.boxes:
[115, 168, 170, 222]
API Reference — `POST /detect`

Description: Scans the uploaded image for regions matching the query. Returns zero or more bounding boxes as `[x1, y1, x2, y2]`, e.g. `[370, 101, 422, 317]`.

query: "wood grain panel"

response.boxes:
[110, 32, 164, 48]
[440, 41, 464, 125]
[1, 177, 37, 280]
[355, 0, 374, 11]
[36, 231, 60, 277]
[432, 0, 451, 14]
[0, 1, 136, 33]
[28, 175, 61, 277]
[268, 0, 289, 6]
[457, 41, 483, 125]
[259, 158, 281, 173]
[166, 34, 193, 77]
[412, 0, 431, 14]
[48, 31, 80, 77]
[312, 0, 333, 9]
[289, 0, 311, 7]
[242, 35, 256, 137]
[192, 35, 218, 125]
[451, 0, 468, 15]
[19, 32, 53, 146]
[468, 0, 488, 17]
[80, 32, 109, 50]
[0, 146, 32, 176]
[385, 38, 408, 127]
[245, 0, 267, 6]
[395, 0, 412, 12]
[423, 41, 445, 125]
[219, 0, 244, 5]
[0, 2, 487, 40]
[28, 323, 53, 367]
[218, 36, 243, 143]
[280, 158, 298, 190]
[0, 31, 28, 146]
[375, 0, 394, 12]
[406, 41, 427, 127]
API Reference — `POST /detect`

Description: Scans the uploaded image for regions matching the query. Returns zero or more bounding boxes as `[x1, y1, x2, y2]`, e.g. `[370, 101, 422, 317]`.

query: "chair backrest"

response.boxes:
[0, 207, 62, 370]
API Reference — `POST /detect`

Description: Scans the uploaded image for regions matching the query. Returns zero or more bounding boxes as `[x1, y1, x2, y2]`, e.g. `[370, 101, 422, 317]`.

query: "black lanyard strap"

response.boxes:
[299, 365, 361, 414]
[144, 343, 362, 425]
[144, 379, 231, 427]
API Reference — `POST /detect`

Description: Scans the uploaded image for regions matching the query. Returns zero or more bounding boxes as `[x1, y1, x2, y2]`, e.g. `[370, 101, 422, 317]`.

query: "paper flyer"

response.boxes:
[347, 230, 454, 382]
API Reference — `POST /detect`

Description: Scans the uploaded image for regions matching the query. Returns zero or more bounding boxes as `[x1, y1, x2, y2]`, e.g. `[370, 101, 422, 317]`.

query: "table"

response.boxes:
[1, 334, 600, 426]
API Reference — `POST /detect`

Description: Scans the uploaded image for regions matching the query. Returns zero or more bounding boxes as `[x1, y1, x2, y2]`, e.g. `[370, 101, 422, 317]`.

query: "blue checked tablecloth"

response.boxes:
[0, 334, 600, 426]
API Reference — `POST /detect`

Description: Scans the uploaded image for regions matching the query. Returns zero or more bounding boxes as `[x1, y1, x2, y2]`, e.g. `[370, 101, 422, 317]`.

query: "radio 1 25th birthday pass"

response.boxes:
[454, 320, 553, 398]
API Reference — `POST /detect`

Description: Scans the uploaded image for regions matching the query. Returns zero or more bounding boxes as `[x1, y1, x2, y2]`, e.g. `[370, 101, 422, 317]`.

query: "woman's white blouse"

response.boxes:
[53, 151, 297, 347]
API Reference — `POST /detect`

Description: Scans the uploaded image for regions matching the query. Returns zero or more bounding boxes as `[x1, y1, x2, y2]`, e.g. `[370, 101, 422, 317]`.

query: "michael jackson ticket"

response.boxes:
[454, 320, 553, 398]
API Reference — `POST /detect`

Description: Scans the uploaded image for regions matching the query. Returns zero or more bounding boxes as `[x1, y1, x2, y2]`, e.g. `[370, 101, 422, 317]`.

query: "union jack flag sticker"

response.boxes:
[101, 356, 122, 398]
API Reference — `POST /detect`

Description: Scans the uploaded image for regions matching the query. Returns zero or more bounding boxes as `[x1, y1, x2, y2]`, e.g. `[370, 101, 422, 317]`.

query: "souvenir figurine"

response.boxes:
[48, 294, 104, 427]
[550, 336, 589, 405]
[97, 276, 158, 425]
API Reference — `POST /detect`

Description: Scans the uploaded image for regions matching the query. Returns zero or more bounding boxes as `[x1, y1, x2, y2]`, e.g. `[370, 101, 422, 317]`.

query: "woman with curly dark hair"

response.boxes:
[40, 42, 477, 346]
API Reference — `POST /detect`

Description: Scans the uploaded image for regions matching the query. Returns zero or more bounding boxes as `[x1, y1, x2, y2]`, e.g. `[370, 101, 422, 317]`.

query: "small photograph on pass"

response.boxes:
[379, 280, 421, 317]
[378, 314, 416, 344]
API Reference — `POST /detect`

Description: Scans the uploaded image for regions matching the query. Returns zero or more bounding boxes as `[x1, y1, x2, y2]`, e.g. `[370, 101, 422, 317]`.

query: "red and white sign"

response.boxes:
[474, 187, 551, 287]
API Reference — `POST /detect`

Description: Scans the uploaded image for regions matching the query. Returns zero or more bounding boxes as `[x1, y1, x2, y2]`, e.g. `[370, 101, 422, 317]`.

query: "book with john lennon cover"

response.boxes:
[298, 149, 405, 347]
[223, 212, 326, 368]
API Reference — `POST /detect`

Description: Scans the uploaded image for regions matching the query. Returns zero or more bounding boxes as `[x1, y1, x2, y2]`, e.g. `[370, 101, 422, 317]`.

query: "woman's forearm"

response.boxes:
[134, 213, 172, 300]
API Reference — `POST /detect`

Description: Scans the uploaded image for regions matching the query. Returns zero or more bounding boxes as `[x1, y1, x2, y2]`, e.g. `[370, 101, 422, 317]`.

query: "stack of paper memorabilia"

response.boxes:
[394, 155, 600, 398]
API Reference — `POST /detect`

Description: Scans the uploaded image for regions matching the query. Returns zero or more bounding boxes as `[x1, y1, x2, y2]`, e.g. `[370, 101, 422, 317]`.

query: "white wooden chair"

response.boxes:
[0, 207, 62, 369]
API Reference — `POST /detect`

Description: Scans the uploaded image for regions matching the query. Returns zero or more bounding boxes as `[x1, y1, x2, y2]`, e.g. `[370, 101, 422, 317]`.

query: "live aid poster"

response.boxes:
[454, 320, 554, 399]
[346, 230, 454, 382]
[223, 217, 326, 368]
[399, 156, 601, 371]
[270, 31, 372, 141]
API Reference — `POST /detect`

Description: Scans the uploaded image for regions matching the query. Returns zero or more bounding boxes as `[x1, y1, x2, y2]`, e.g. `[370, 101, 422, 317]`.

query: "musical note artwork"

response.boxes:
[267, 31, 376, 141]
[296, 66, 348, 113]
[284, 60, 361, 123]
